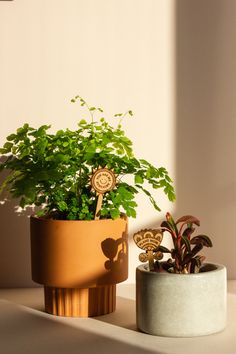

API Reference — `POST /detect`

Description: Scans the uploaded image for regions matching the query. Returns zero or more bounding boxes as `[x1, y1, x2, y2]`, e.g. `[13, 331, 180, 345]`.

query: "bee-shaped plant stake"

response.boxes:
[133, 229, 163, 270]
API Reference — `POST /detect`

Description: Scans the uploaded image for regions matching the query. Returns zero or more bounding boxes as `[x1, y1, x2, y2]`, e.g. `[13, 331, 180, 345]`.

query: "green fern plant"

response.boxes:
[0, 96, 175, 220]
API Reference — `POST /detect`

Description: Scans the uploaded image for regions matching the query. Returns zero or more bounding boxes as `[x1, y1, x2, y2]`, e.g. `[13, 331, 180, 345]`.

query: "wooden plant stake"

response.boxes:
[133, 229, 164, 271]
[91, 168, 116, 220]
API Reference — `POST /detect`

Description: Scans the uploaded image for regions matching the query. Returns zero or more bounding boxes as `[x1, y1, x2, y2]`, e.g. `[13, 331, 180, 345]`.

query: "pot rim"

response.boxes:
[136, 262, 226, 278]
[30, 214, 127, 224]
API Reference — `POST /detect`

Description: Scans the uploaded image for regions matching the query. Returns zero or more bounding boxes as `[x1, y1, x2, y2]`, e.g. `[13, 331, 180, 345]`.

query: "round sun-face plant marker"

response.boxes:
[91, 168, 116, 194]
[91, 168, 116, 220]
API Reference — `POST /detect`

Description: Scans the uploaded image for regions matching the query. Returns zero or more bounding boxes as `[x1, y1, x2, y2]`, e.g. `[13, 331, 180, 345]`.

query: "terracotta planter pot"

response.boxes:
[136, 263, 227, 337]
[30, 215, 128, 317]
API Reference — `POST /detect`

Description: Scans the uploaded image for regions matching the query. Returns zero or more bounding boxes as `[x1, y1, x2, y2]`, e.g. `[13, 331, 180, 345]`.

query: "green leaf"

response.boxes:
[164, 184, 176, 202]
[78, 119, 87, 126]
[110, 208, 120, 219]
[126, 207, 136, 218]
[58, 201, 68, 211]
[6, 134, 16, 141]
[3, 142, 13, 151]
[36, 210, 46, 217]
[55, 154, 68, 162]
[117, 186, 134, 200]
[19, 197, 26, 208]
[134, 174, 144, 184]
[56, 129, 64, 136]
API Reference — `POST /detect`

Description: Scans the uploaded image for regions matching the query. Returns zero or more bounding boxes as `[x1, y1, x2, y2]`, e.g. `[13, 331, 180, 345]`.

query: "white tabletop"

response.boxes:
[0, 282, 236, 354]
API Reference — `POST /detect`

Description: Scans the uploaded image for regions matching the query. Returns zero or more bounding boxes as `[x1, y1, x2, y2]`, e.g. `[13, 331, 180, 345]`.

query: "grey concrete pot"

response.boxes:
[136, 263, 227, 337]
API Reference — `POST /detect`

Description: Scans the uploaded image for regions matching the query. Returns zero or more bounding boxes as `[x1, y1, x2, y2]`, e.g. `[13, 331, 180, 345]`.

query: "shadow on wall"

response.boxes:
[176, 0, 236, 278]
[0, 171, 35, 287]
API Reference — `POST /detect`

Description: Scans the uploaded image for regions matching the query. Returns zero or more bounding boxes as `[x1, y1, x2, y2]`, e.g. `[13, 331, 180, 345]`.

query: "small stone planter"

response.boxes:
[136, 263, 227, 337]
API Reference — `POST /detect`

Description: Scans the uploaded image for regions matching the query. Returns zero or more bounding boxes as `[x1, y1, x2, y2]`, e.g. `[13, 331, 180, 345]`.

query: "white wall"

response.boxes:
[2, 0, 236, 287]
[0, 0, 175, 286]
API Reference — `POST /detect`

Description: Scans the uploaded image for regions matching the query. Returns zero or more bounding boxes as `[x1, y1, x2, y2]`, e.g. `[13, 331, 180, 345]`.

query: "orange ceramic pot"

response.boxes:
[30, 215, 128, 317]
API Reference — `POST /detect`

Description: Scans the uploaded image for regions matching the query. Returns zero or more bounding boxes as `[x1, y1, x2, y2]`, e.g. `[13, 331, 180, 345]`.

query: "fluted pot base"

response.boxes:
[44, 285, 116, 317]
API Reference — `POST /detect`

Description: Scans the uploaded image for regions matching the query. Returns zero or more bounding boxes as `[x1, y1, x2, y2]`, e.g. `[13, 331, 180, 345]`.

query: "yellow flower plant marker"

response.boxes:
[133, 229, 163, 271]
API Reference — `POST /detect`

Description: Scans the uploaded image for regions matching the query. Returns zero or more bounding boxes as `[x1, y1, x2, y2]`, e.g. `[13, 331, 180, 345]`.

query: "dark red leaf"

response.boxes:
[181, 235, 191, 252]
[176, 215, 200, 226]
[190, 255, 206, 272]
[160, 220, 172, 231]
[183, 226, 195, 239]
[160, 220, 177, 236]
[157, 245, 171, 253]
[190, 235, 213, 247]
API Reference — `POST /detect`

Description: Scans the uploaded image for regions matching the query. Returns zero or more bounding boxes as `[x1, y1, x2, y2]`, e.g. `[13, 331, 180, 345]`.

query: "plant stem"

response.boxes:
[118, 111, 129, 127]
